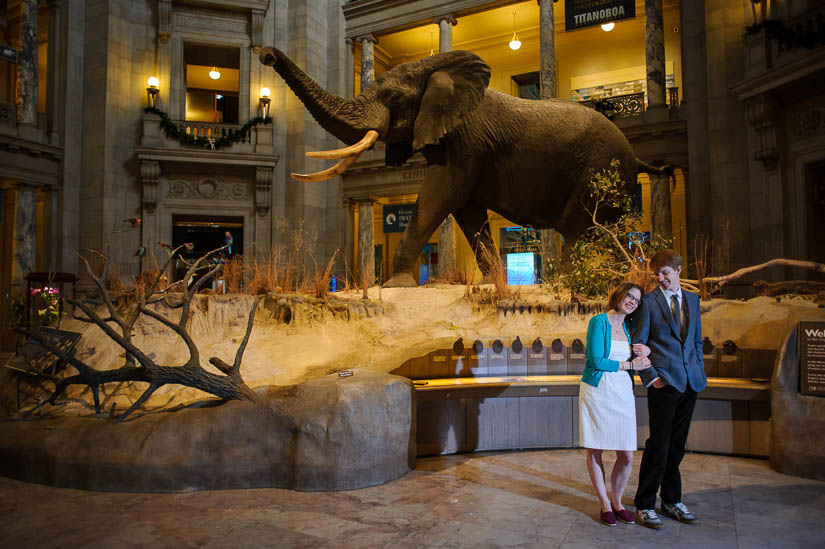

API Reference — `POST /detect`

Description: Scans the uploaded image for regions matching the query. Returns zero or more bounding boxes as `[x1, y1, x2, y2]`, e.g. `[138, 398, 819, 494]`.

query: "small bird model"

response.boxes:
[224, 231, 233, 254]
[134, 246, 146, 257]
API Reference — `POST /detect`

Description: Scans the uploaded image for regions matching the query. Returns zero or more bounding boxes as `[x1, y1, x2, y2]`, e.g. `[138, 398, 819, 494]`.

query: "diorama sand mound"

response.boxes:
[4, 286, 824, 418]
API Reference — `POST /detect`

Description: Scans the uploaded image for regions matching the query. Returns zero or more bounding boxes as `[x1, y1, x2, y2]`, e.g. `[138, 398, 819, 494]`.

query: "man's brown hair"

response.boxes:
[608, 281, 643, 311]
[649, 249, 683, 272]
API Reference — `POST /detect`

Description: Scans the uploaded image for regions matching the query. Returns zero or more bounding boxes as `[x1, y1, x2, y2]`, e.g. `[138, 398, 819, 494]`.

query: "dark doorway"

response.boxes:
[172, 215, 243, 282]
[805, 161, 825, 279]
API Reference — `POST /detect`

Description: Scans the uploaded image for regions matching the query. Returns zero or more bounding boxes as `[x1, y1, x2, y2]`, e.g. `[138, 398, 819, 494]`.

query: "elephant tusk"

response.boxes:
[290, 154, 360, 182]
[305, 130, 379, 159]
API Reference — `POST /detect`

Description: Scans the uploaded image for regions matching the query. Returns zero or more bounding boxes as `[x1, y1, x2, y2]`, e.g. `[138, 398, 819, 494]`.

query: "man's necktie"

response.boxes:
[671, 294, 686, 339]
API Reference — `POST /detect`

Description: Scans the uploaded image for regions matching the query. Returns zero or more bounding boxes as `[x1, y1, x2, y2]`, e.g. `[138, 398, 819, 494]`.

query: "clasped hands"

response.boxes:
[630, 343, 652, 371]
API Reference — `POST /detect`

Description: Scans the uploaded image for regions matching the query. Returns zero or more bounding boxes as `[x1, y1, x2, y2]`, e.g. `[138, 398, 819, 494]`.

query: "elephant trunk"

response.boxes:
[260, 47, 387, 145]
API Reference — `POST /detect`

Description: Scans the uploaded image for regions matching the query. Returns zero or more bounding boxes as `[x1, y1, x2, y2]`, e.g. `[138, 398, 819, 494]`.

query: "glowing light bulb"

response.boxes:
[601, 22, 615, 32]
[209, 67, 221, 80]
[260, 87, 271, 98]
[508, 12, 521, 51]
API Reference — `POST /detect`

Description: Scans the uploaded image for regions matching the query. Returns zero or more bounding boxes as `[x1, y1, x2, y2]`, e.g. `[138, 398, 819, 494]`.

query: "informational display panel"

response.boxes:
[800, 321, 825, 397]
[382, 204, 414, 234]
[565, 0, 635, 32]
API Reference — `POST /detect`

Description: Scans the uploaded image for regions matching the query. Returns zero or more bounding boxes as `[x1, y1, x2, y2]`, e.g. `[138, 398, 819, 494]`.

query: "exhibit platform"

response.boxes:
[411, 376, 770, 458]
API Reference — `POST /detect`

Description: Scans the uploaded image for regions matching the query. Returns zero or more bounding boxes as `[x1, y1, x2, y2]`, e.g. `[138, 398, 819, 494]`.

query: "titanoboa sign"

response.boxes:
[565, 0, 635, 32]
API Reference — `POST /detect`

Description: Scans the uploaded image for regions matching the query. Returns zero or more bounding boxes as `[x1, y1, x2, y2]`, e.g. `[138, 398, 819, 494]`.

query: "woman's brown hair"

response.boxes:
[608, 281, 643, 311]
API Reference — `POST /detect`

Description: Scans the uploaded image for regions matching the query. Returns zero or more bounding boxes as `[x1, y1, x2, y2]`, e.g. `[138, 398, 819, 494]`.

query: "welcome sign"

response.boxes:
[800, 321, 825, 397]
[565, 0, 635, 32]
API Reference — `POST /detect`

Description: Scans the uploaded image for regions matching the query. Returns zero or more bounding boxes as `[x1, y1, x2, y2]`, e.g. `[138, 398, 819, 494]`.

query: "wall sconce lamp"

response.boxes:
[146, 76, 159, 107]
[209, 66, 221, 80]
[601, 22, 615, 32]
[259, 87, 271, 118]
[508, 12, 521, 51]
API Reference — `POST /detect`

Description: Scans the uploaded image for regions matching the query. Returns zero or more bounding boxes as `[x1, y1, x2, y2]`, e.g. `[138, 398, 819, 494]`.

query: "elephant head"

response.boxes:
[259, 47, 491, 180]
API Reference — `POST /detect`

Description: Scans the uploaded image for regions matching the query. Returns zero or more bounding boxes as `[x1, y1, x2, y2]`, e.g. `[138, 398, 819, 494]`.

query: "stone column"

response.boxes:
[436, 15, 456, 53]
[15, 0, 39, 137]
[650, 174, 672, 243]
[359, 35, 377, 92]
[345, 38, 356, 98]
[438, 215, 457, 280]
[431, 14, 460, 280]
[538, 0, 557, 99]
[46, 1, 62, 145]
[11, 183, 37, 286]
[645, 0, 667, 108]
[344, 199, 356, 280]
[356, 198, 375, 287]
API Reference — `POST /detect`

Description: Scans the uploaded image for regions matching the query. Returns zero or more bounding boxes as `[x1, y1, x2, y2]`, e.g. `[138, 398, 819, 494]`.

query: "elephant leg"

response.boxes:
[386, 165, 474, 287]
[452, 203, 496, 276]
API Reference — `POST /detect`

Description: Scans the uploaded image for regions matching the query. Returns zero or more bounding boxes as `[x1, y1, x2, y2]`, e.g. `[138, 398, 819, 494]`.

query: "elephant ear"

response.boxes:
[412, 51, 490, 151]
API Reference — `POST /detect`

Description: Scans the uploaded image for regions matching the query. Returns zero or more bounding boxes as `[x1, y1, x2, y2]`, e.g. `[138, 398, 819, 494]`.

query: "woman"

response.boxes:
[579, 282, 651, 526]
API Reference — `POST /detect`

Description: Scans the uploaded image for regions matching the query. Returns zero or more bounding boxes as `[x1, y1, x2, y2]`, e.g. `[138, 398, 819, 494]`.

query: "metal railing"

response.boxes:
[176, 120, 253, 145]
[580, 86, 680, 119]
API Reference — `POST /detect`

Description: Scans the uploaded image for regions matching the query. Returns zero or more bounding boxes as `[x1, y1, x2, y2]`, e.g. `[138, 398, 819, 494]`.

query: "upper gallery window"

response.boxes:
[183, 43, 239, 124]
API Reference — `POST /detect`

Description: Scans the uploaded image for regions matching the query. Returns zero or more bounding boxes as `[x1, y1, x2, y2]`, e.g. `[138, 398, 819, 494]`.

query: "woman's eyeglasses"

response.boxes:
[624, 294, 641, 305]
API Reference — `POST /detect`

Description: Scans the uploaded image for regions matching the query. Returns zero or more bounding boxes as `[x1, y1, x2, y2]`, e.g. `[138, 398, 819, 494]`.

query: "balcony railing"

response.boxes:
[178, 120, 253, 146]
[580, 87, 680, 120]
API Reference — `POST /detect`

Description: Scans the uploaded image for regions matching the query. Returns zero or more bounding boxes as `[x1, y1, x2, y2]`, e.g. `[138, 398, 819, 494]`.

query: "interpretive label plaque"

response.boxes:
[800, 321, 825, 397]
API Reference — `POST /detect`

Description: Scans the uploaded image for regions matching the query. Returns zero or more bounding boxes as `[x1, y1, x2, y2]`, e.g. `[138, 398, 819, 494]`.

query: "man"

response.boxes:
[632, 249, 707, 529]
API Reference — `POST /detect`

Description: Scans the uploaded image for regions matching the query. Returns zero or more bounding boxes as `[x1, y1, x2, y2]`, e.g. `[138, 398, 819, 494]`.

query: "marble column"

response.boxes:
[438, 215, 457, 280]
[436, 15, 456, 53]
[539, 229, 563, 276]
[538, 0, 557, 99]
[645, 0, 666, 108]
[650, 174, 672, 243]
[357, 198, 375, 287]
[15, 0, 39, 134]
[11, 183, 37, 286]
[359, 35, 377, 92]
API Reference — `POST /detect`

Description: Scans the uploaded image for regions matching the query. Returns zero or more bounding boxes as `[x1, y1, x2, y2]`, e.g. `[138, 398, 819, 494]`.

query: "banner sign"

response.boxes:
[0, 45, 17, 63]
[800, 321, 825, 397]
[382, 203, 414, 234]
[565, 0, 635, 32]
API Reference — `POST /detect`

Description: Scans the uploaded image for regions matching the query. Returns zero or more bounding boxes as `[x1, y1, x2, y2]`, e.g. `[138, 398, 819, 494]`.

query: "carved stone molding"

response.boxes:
[356, 33, 377, 46]
[744, 95, 779, 171]
[141, 160, 161, 213]
[167, 178, 250, 200]
[434, 14, 456, 26]
[255, 166, 272, 217]
[798, 108, 825, 138]
[174, 9, 248, 35]
[251, 9, 264, 53]
[158, 0, 171, 43]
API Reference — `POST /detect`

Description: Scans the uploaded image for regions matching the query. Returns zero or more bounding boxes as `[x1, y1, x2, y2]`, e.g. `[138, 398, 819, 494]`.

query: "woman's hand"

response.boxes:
[632, 343, 651, 358]
[631, 356, 651, 370]
[652, 378, 665, 388]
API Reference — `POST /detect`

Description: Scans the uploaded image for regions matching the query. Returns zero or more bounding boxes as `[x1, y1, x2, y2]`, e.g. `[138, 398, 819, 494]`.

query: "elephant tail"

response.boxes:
[636, 158, 676, 190]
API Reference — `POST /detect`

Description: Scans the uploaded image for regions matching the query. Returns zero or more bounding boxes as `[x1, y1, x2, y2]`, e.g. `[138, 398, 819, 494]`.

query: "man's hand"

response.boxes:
[652, 378, 665, 388]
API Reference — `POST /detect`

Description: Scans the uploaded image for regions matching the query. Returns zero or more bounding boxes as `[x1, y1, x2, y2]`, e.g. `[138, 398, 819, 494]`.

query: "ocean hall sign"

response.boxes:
[565, 0, 635, 32]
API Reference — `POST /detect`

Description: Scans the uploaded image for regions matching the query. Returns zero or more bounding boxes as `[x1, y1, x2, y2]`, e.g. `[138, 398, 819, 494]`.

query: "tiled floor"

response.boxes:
[1, 449, 823, 548]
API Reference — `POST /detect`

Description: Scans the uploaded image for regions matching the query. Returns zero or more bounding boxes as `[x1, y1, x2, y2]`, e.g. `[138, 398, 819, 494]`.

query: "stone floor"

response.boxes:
[1, 449, 823, 548]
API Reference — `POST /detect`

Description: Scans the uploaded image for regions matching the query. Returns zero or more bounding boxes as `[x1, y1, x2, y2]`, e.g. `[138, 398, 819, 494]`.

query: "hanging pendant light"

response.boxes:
[209, 66, 221, 80]
[509, 12, 521, 51]
[601, 22, 615, 32]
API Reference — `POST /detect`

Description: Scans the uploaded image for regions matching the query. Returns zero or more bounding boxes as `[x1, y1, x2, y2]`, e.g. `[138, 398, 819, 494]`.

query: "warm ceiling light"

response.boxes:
[601, 22, 615, 32]
[147, 76, 159, 88]
[260, 87, 271, 98]
[209, 67, 221, 80]
[509, 12, 521, 51]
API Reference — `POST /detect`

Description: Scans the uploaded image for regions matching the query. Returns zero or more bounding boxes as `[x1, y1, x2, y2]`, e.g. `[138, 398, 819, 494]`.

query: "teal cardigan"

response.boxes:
[581, 313, 631, 387]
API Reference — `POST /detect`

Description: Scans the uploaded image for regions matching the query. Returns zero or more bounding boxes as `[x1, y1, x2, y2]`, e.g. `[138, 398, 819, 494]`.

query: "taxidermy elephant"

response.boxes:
[260, 47, 665, 287]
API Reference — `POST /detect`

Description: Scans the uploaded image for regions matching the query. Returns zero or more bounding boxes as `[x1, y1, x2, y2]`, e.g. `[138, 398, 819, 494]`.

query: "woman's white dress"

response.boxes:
[579, 340, 637, 451]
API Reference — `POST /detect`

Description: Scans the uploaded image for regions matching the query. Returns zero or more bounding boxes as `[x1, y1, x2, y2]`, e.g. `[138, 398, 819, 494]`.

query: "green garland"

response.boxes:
[745, 19, 825, 51]
[143, 106, 272, 150]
